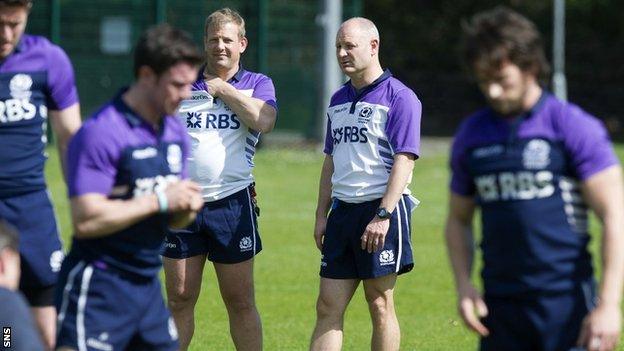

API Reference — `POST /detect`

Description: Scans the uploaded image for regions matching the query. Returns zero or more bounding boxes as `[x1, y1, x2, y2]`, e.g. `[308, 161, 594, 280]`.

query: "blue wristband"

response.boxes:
[155, 188, 168, 213]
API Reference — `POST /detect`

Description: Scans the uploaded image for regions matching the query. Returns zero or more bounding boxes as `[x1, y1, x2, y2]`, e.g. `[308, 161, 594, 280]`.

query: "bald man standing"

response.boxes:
[310, 17, 422, 351]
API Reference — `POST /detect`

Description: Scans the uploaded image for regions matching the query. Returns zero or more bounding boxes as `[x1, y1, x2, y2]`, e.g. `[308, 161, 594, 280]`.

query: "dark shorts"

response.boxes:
[162, 186, 261, 264]
[0, 190, 64, 293]
[480, 280, 596, 351]
[320, 195, 414, 279]
[55, 255, 178, 351]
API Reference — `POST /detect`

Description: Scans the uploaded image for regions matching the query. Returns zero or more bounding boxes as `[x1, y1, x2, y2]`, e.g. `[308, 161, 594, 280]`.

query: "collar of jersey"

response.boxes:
[113, 87, 165, 136]
[347, 69, 392, 114]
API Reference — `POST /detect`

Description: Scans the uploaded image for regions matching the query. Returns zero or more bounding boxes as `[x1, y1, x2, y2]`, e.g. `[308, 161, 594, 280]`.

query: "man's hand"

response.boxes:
[313, 216, 327, 251]
[164, 180, 203, 213]
[361, 216, 390, 253]
[577, 303, 621, 351]
[204, 73, 226, 97]
[457, 283, 489, 337]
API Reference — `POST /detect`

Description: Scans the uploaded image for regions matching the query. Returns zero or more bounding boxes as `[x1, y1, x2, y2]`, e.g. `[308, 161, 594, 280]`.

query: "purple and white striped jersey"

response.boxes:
[324, 70, 422, 203]
[177, 67, 277, 201]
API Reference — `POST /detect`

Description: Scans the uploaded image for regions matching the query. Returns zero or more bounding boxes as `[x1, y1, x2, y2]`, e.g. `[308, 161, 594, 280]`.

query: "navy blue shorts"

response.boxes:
[320, 195, 414, 279]
[0, 190, 64, 290]
[480, 280, 596, 351]
[55, 255, 178, 351]
[162, 186, 261, 263]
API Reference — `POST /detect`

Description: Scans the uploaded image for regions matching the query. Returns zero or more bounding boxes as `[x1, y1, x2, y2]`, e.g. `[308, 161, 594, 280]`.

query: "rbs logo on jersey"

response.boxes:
[186, 112, 240, 130]
[476, 171, 555, 202]
[332, 126, 368, 145]
[0, 98, 37, 123]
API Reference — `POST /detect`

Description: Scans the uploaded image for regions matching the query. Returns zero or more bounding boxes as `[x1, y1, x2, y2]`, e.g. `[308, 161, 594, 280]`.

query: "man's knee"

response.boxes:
[315, 293, 347, 321]
[167, 285, 200, 311]
[221, 288, 256, 314]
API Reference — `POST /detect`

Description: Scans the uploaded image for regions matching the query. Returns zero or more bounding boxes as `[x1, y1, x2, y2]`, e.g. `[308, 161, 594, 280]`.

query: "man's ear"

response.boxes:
[370, 38, 379, 56]
[137, 65, 157, 86]
[239, 36, 248, 54]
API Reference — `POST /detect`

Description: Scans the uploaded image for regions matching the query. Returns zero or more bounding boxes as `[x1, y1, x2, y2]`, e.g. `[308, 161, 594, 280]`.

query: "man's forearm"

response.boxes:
[72, 194, 160, 239]
[379, 153, 415, 212]
[598, 214, 624, 307]
[445, 217, 475, 291]
[316, 156, 334, 219]
[216, 83, 276, 133]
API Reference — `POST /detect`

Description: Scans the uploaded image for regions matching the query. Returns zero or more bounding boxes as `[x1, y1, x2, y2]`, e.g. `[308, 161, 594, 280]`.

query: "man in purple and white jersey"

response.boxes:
[55, 25, 204, 351]
[310, 18, 421, 351]
[162, 8, 276, 351]
[0, 0, 81, 347]
[445, 7, 624, 351]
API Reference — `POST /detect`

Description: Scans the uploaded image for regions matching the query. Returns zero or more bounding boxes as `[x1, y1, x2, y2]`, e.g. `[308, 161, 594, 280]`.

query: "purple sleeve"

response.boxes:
[323, 115, 333, 155]
[385, 89, 421, 157]
[67, 125, 118, 197]
[560, 105, 619, 180]
[252, 75, 278, 111]
[46, 45, 79, 110]
[449, 126, 476, 196]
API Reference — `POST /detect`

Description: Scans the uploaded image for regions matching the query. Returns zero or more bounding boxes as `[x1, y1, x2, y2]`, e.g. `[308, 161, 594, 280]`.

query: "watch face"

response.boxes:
[377, 208, 390, 219]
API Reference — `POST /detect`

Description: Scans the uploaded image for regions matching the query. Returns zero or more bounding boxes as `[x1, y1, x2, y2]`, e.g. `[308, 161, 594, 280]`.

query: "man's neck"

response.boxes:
[205, 63, 238, 81]
[122, 85, 161, 129]
[350, 65, 385, 90]
[522, 82, 543, 112]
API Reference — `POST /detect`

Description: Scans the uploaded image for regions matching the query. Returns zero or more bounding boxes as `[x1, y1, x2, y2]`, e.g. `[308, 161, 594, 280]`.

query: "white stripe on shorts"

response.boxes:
[77, 265, 94, 351]
[57, 261, 86, 331]
[395, 197, 405, 273]
[246, 187, 258, 256]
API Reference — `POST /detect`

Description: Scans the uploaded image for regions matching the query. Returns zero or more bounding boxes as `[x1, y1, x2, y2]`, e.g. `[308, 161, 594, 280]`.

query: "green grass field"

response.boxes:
[44, 143, 624, 350]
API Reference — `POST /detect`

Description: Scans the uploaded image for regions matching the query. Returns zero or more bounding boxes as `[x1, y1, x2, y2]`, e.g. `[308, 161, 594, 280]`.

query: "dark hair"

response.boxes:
[0, 220, 18, 253]
[0, 0, 32, 8]
[460, 6, 550, 82]
[133, 24, 203, 78]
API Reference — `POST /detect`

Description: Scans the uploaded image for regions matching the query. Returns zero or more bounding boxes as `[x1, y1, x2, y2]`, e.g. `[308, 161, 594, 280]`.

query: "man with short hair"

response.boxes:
[55, 24, 204, 351]
[0, 220, 45, 351]
[0, 0, 81, 348]
[162, 7, 277, 351]
[445, 7, 624, 351]
[310, 17, 421, 351]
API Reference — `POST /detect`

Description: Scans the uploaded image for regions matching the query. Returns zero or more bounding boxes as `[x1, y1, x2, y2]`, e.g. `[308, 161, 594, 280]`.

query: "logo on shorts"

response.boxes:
[320, 254, 327, 267]
[168, 317, 178, 340]
[379, 250, 395, 266]
[86, 332, 112, 351]
[167, 144, 183, 173]
[523, 139, 550, 169]
[239, 236, 253, 252]
[9, 74, 33, 100]
[50, 250, 64, 273]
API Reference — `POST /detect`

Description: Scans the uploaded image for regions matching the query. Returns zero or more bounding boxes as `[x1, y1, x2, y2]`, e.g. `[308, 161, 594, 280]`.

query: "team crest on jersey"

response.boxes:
[358, 106, 374, 123]
[9, 74, 33, 100]
[239, 236, 253, 252]
[167, 144, 182, 173]
[523, 139, 551, 169]
[379, 250, 395, 266]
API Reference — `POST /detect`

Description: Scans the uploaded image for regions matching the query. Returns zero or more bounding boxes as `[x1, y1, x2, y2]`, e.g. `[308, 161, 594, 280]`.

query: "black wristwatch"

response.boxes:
[376, 207, 392, 219]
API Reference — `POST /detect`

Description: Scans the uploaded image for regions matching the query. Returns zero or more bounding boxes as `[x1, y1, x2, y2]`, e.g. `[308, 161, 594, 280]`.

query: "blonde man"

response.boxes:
[162, 8, 277, 351]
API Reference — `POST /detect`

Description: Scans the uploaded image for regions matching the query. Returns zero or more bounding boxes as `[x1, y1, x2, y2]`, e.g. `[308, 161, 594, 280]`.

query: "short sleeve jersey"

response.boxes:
[66, 90, 190, 278]
[177, 67, 277, 201]
[0, 35, 79, 197]
[450, 92, 619, 296]
[324, 70, 421, 203]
